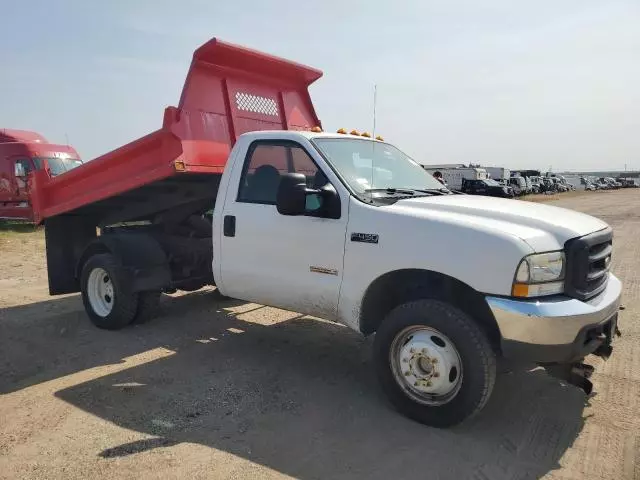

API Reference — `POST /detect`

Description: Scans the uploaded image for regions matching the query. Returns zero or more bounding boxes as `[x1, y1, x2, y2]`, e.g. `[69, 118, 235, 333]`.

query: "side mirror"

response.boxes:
[276, 173, 309, 216]
[14, 163, 26, 178]
[276, 172, 341, 219]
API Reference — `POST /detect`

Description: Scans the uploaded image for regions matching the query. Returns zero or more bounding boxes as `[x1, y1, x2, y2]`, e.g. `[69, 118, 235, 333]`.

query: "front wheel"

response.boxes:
[374, 299, 496, 428]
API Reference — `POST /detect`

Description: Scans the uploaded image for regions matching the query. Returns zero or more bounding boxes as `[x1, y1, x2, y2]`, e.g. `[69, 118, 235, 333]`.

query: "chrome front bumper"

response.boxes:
[486, 274, 622, 362]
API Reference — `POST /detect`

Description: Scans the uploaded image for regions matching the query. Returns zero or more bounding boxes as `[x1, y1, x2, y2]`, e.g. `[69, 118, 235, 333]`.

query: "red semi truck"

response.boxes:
[29, 37, 622, 427]
[0, 129, 82, 221]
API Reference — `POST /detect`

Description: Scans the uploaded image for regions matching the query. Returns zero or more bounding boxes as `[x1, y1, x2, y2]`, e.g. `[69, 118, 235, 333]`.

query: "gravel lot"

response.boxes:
[1, 190, 639, 480]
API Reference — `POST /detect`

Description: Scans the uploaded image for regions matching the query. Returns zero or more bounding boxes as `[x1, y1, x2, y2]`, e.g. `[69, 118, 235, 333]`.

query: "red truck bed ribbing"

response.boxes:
[30, 38, 322, 225]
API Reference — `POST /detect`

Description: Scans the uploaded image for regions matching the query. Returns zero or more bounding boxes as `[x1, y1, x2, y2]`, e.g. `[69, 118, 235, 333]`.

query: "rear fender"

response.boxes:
[77, 234, 171, 292]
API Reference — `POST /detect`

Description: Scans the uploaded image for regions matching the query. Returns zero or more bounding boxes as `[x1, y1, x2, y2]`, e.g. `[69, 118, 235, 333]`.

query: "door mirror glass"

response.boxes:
[277, 173, 308, 215]
[14, 162, 26, 178]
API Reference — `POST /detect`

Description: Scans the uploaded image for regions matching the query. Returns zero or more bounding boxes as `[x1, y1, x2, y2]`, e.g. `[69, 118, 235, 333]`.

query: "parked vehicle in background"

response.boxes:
[484, 167, 510, 184]
[596, 180, 611, 190]
[530, 176, 542, 193]
[28, 36, 623, 429]
[509, 176, 527, 196]
[422, 166, 487, 191]
[461, 178, 513, 198]
[617, 178, 639, 188]
[598, 177, 617, 189]
[545, 174, 574, 192]
[0, 129, 82, 221]
[606, 177, 622, 189]
[494, 178, 515, 195]
[552, 178, 568, 192]
[541, 177, 556, 193]
[585, 182, 597, 191]
[523, 176, 533, 194]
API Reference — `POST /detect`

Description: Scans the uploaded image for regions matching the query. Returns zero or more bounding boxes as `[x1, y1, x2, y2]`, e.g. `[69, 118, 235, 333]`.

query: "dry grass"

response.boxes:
[520, 189, 599, 203]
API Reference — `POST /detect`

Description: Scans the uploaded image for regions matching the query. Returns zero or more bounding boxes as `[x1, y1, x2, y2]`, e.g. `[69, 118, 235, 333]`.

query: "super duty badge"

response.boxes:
[351, 233, 379, 244]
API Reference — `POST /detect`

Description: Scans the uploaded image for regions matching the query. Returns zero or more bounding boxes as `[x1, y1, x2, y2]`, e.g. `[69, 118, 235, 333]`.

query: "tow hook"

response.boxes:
[545, 362, 595, 395]
[593, 343, 613, 360]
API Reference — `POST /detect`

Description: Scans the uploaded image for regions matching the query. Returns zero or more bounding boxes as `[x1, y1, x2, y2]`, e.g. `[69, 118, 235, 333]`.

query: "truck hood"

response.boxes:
[392, 194, 608, 251]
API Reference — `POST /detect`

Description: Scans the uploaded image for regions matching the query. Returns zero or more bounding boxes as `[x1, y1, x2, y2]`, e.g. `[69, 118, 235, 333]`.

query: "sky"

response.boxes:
[1, 0, 639, 171]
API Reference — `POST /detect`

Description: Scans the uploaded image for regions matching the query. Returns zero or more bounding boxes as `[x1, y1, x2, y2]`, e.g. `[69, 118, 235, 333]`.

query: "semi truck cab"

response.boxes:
[0, 129, 82, 221]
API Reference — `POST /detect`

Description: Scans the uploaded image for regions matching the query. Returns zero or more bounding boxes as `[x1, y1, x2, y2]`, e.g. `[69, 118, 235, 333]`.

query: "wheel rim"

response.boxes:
[87, 267, 114, 317]
[389, 326, 463, 406]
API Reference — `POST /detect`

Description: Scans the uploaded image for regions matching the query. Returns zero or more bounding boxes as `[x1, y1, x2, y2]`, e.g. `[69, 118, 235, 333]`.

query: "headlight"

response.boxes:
[512, 251, 565, 298]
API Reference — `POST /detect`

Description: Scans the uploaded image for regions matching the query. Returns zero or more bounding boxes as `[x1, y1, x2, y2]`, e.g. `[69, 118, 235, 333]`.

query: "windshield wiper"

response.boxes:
[409, 188, 450, 195]
[364, 188, 417, 195]
[364, 187, 451, 196]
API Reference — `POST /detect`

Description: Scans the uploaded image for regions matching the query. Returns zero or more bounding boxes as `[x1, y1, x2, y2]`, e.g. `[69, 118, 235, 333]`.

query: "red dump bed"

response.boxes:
[30, 38, 322, 224]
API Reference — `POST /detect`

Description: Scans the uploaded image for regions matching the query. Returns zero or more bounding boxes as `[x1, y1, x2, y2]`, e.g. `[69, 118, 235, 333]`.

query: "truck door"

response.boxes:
[218, 140, 348, 320]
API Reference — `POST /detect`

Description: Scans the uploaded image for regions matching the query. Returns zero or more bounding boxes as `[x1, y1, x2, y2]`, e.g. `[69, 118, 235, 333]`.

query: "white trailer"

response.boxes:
[485, 167, 511, 182]
[423, 167, 488, 191]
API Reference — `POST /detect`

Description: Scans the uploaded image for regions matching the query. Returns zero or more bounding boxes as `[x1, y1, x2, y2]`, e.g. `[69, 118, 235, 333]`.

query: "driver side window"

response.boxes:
[15, 158, 33, 176]
[237, 141, 328, 212]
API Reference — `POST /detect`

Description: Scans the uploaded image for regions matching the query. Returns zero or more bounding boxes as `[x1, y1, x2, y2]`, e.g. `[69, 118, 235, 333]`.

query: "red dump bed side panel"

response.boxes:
[34, 37, 322, 223]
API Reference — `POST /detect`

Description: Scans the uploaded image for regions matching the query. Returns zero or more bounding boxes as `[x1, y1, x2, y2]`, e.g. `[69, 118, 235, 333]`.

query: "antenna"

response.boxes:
[369, 84, 377, 199]
[372, 84, 377, 138]
[65, 133, 69, 145]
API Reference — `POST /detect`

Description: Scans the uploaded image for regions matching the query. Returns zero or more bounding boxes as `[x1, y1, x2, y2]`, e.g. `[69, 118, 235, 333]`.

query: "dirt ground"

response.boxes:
[1, 190, 639, 480]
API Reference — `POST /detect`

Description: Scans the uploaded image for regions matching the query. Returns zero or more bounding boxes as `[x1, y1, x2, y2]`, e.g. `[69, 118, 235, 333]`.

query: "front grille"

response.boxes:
[564, 228, 612, 301]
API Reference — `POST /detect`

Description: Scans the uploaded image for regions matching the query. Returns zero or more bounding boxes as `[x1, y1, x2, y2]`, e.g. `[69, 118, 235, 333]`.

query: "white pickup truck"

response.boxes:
[43, 38, 622, 428]
[209, 130, 621, 427]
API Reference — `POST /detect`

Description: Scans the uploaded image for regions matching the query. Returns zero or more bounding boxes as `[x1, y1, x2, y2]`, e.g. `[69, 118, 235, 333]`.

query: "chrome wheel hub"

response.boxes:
[390, 326, 463, 405]
[87, 267, 114, 317]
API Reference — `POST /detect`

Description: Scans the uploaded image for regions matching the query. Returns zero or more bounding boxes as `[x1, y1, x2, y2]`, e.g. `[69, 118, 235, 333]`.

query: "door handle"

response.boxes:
[224, 215, 236, 237]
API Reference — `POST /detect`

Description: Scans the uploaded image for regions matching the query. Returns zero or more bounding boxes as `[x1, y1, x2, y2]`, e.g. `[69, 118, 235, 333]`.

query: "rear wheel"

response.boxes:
[374, 299, 496, 428]
[81, 254, 138, 330]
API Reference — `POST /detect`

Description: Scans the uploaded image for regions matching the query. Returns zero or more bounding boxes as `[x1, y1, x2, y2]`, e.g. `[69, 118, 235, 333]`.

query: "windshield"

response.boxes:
[484, 179, 501, 187]
[312, 138, 445, 194]
[34, 156, 83, 176]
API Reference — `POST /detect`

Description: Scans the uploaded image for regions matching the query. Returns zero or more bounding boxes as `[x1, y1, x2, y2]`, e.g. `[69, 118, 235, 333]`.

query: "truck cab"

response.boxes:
[0, 129, 82, 221]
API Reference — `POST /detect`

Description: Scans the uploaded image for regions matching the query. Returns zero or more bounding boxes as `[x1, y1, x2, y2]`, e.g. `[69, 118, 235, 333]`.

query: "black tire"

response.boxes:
[374, 299, 496, 428]
[80, 253, 138, 330]
[133, 291, 161, 324]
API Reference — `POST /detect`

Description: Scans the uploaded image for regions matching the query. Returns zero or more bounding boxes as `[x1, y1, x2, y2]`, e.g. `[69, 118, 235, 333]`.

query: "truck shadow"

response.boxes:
[0, 290, 244, 394]
[2, 291, 587, 479]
